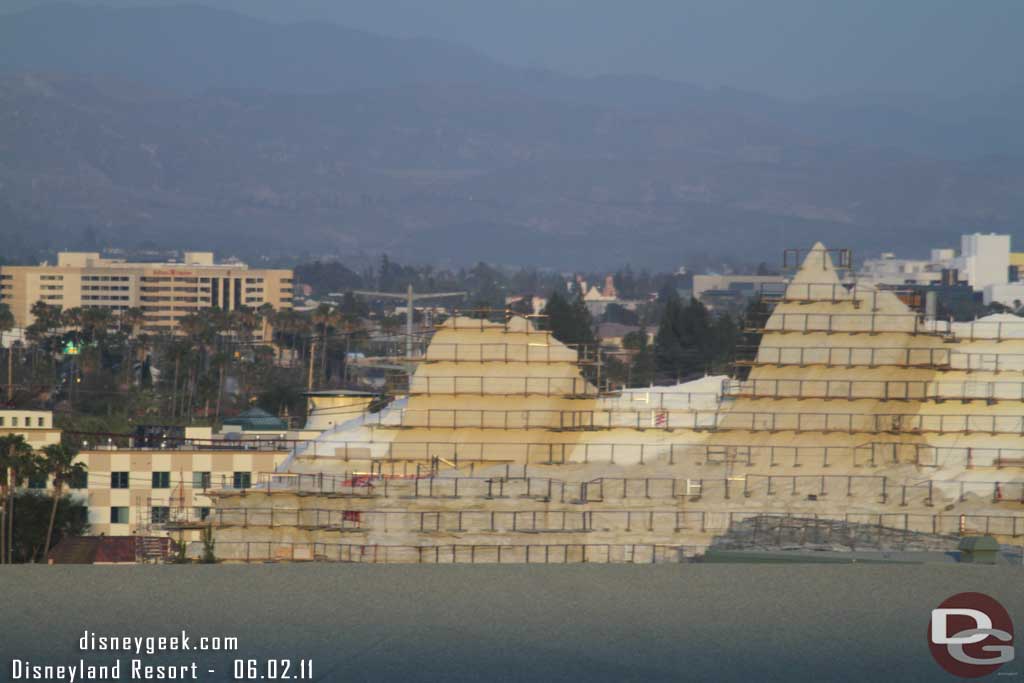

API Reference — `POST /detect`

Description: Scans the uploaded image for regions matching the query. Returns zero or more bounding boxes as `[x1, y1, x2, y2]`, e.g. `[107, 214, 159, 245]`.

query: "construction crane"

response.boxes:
[353, 285, 466, 359]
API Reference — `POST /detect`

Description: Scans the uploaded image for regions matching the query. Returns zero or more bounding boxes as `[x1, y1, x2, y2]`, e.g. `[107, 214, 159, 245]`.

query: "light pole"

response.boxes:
[353, 285, 466, 359]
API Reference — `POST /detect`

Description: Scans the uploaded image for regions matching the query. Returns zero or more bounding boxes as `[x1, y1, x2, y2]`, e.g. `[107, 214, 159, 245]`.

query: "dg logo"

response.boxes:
[929, 592, 1015, 678]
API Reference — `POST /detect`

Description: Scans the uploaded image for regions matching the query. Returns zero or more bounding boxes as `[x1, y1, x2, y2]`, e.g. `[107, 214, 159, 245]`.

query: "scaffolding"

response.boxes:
[194, 244, 1024, 563]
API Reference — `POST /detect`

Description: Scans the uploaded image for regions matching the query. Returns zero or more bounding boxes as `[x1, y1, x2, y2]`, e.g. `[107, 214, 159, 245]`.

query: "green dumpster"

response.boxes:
[959, 536, 1000, 565]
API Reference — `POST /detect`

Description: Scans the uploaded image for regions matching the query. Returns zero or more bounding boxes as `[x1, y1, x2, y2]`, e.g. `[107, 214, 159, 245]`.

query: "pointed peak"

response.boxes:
[789, 242, 839, 287]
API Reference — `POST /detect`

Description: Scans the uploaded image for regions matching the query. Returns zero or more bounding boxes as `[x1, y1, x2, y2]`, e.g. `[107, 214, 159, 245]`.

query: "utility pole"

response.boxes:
[353, 286, 466, 359]
[307, 336, 317, 391]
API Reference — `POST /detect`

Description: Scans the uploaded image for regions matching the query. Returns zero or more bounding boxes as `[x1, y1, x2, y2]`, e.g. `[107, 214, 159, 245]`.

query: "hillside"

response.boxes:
[1, 5, 1024, 268]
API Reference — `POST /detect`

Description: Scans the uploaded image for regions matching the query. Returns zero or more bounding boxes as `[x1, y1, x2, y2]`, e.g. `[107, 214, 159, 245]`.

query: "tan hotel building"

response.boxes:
[0, 251, 293, 333]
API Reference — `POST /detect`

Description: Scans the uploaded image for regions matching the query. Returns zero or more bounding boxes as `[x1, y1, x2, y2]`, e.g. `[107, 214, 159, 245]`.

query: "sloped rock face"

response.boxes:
[204, 251, 1024, 561]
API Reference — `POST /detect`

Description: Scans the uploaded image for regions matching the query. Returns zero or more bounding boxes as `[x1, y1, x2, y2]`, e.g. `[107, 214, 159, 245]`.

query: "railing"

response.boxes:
[184, 508, 1024, 541]
[761, 282, 915, 310]
[761, 311, 1024, 339]
[406, 375, 599, 396]
[293, 441, 721, 466]
[422, 342, 590, 363]
[726, 378, 1024, 402]
[441, 315, 552, 333]
[752, 346, 951, 368]
[954, 351, 1024, 373]
[760, 281, 854, 304]
[362, 407, 1024, 434]
[603, 389, 724, 410]
[750, 346, 1024, 372]
[190, 475, 1022, 522]
[252, 471, 566, 500]
[587, 474, 1023, 507]
[365, 407, 722, 430]
[287, 438, 1024, 468]
[762, 312, 932, 335]
[716, 411, 1024, 435]
[940, 319, 1024, 341]
[196, 541, 705, 564]
[184, 505, 1024, 535]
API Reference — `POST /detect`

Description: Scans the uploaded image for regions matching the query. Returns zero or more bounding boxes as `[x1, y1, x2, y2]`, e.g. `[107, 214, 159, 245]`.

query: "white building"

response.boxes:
[857, 253, 944, 287]
[959, 233, 1010, 292]
[858, 233, 1024, 307]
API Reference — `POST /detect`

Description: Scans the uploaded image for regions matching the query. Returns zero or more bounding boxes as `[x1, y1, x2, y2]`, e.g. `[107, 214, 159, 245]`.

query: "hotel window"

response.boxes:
[110, 507, 129, 524]
[11, 417, 18, 427]
[152, 471, 171, 488]
[232, 471, 251, 489]
[37, 417, 44, 427]
[192, 471, 211, 489]
[195, 507, 211, 521]
[111, 471, 129, 489]
[28, 475, 47, 489]
[151, 506, 170, 524]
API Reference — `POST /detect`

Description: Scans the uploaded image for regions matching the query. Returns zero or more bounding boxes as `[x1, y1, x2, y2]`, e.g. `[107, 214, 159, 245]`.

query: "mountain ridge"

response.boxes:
[2, 5, 1024, 268]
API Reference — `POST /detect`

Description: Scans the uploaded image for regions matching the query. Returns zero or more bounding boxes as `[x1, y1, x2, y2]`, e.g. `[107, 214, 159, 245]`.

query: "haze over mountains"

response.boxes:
[2, 3, 1024, 268]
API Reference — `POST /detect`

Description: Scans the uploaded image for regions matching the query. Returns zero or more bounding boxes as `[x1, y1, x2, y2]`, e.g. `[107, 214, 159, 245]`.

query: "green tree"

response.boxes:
[10, 491, 88, 563]
[26, 301, 62, 347]
[602, 303, 639, 325]
[0, 304, 13, 337]
[0, 303, 14, 401]
[0, 434, 37, 564]
[542, 290, 596, 347]
[200, 524, 217, 564]
[623, 328, 655, 387]
[40, 443, 86, 559]
[654, 290, 716, 382]
[311, 304, 341, 386]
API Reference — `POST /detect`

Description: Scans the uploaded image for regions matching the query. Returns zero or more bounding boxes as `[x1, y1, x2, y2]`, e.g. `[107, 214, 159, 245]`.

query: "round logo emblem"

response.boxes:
[928, 592, 1014, 678]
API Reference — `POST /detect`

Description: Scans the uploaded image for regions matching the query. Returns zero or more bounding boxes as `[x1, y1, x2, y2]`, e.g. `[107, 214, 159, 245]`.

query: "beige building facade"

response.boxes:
[0, 409, 62, 449]
[73, 446, 290, 537]
[0, 251, 293, 333]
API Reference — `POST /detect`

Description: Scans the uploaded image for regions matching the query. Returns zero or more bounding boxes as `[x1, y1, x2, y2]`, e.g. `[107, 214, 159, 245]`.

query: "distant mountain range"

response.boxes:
[1, 3, 1024, 268]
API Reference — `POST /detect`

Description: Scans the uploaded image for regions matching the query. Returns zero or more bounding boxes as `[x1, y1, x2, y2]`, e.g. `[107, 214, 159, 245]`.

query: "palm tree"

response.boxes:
[0, 434, 36, 564]
[119, 307, 146, 338]
[229, 306, 260, 343]
[26, 301, 62, 352]
[60, 307, 83, 334]
[40, 443, 86, 560]
[118, 307, 147, 386]
[0, 303, 14, 401]
[311, 304, 341, 386]
[256, 302, 276, 344]
[79, 307, 113, 344]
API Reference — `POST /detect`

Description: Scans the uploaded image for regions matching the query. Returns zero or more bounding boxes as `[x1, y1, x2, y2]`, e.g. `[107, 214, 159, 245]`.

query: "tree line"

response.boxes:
[540, 286, 747, 388]
[0, 435, 86, 563]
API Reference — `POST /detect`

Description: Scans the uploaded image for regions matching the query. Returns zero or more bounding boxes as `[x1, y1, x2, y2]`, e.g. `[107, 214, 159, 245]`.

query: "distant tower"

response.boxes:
[603, 275, 618, 299]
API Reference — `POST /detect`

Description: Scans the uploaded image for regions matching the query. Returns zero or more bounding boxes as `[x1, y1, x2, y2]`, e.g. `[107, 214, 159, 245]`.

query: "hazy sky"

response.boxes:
[7, 0, 1024, 99]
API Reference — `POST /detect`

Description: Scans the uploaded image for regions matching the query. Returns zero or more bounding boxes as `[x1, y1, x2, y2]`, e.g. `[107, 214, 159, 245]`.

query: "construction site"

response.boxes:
[158, 243, 1024, 563]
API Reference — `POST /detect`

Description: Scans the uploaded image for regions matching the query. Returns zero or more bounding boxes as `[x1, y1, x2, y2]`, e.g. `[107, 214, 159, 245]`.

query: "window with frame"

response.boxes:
[110, 507, 129, 524]
[152, 471, 170, 488]
[151, 506, 170, 524]
[27, 475, 47, 489]
[195, 507, 211, 521]
[111, 471, 129, 489]
[192, 471, 211, 489]
[232, 471, 252, 489]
